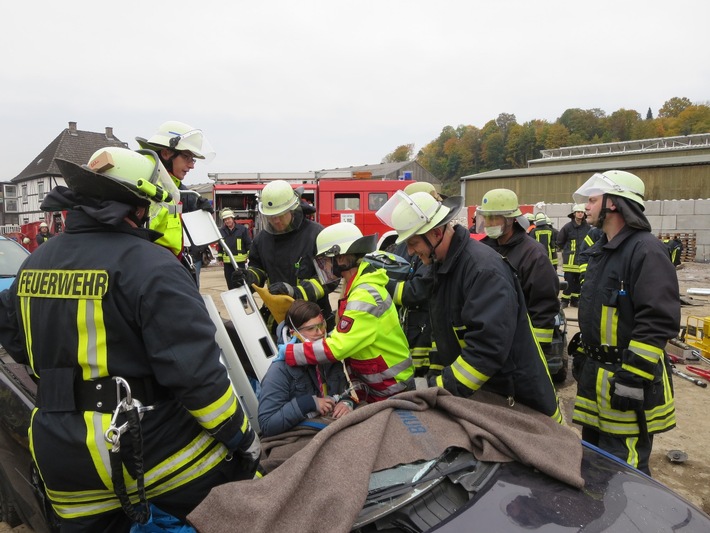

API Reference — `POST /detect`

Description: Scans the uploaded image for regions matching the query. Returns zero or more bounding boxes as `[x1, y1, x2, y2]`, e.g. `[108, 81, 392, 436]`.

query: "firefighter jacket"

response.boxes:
[35, 232, 53, 245]
[429, 225, 562, 421]
[386, 242, 435, 376]
[557, 219, 590, 274]
[573, 225, 680, 437]
[218, 223, 251, 264]
[481, 225, 560, 349]
[248, 217, 334, 320]
[0, 189, 253, 521]
[576, 227, 603, 278]
[285, 262, 414, 403]
[530, 221, 559, 267]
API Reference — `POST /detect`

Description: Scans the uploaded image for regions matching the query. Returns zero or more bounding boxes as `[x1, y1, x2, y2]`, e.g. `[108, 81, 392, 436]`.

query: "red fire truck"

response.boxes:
[211, 171, 420, 245]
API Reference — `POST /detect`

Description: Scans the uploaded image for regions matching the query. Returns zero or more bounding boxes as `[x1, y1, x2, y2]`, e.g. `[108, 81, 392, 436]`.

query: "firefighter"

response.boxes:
[384, 181, 441, 376]
[557, 204, 590, 308]
[476, 189, 560, 356]
[0, 147, 259, 531]
[377, 191, 561, 421]
[281, 222, 414, 403]
[570, 170, 679, 475]
[217, 208, 252, 289]
[234, 180, 336, 330]
[136, 121, 214, 282]
[530, 212, 559, 269]
[35, 221, 53, 245]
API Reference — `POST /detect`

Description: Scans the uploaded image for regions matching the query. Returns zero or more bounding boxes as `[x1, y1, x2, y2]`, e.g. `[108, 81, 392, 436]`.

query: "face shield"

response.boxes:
[167, 128, 216, 164]
[258, 204, 303, 235]
[313, 254, 341, 285]
[573, 173, 629, 205]
[474, 212, 528, 236]
[376, 191, 442, 244]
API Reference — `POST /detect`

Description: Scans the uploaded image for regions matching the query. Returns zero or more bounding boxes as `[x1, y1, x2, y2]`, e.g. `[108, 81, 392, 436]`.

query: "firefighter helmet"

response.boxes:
[376, 191, 464, 244]
[136, 121, 212, 160]
[573, 170, 645, 209]
[477, 189, 522, 217]
[55, 147, 177, 207]
[315, 222, 378, 257]
[534, 212, 547, 224]
[39, 222, 48, 229]
[258, 180, 299, 216]
[403, 182, 442, 201]
[221, 208, 235, 220]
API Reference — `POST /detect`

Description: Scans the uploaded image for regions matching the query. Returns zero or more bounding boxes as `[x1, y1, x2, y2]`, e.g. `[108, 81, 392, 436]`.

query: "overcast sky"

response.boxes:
[2, 1, 708, 185]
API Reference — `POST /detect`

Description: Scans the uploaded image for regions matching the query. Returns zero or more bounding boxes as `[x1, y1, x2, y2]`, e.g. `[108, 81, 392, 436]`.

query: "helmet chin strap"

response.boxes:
[422, 228, 445, 263]
[596, 194, 614, 229]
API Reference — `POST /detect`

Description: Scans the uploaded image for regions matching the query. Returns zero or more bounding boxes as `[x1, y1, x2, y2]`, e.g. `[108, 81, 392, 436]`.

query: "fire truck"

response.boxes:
[210, 170, 420, 245]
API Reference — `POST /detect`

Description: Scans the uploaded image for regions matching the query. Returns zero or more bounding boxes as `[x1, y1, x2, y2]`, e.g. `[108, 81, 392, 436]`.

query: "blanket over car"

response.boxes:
[188, 387, 583, 533]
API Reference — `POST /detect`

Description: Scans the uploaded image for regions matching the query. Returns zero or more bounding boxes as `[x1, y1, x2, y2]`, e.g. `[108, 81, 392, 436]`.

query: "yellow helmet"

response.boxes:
[477, 189, 522, 217]
[259, 180, 299, 216]
[573, 170, 645, 209]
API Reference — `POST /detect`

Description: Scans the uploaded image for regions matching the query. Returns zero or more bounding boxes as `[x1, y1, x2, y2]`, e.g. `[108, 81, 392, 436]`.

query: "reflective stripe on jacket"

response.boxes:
[286, 262, 413, 402]
[573, 226, 679, 436]
[218, 223, 251, 263]
[429, 225, 561, 422]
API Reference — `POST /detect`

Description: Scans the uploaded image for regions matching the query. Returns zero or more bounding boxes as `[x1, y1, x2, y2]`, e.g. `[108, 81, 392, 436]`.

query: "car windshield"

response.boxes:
[0, 239, 29, 277]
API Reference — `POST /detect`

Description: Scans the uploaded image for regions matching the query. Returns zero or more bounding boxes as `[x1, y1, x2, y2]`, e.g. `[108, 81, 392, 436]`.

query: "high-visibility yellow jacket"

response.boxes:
[286, 261, 413, 402]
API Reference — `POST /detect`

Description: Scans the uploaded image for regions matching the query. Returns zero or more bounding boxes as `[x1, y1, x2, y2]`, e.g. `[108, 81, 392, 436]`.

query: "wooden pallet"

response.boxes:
[658, 232, 696, 262]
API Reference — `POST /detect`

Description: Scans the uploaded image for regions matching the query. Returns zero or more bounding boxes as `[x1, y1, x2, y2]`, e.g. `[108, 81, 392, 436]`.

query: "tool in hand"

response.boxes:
[672, 366, 707, 388]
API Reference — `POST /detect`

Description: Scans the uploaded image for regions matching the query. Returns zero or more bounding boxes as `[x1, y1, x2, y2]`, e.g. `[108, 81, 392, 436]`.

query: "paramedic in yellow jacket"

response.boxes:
[282, 223, 414, 402]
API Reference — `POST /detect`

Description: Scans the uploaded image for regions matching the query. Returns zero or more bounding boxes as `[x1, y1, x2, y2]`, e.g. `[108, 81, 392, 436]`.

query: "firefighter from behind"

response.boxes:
[0, 147, 259, 531]
[217, 208, 252, 289]
[233, 180, 337, 330]
[476, 189, 560, 359]
[281, 222, 414, 403]
[377, 191, 562, 421]
[571, 170, 679, 475]
[557, 204, 589, 308]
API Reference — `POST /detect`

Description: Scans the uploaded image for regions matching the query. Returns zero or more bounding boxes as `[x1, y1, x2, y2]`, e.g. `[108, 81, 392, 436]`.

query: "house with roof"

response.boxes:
[2, 121, 127, 227]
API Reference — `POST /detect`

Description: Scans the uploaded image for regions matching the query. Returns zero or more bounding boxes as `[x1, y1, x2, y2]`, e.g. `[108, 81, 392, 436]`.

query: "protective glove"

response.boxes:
[273, 337, 297, 362]
[610, 369, 645, 411]
[269, 281, 301, 299]
[231, 268, 256, 288]
[235, 431, 261, 476]
[196, 197, 214, 213]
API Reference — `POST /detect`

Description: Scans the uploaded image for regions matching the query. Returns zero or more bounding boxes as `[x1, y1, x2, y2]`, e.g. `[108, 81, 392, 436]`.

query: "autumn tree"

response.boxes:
[382, 143, 415, 163]
[658, 97, 692, 118]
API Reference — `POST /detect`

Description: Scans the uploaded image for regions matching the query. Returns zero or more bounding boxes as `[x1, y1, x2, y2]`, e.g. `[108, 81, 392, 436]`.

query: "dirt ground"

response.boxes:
[200, 261, 710, 513]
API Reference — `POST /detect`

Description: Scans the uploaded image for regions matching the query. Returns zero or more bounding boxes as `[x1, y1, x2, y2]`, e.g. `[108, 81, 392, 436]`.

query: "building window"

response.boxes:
[38, 181, 45, 201]
[21, 184, 28, 204]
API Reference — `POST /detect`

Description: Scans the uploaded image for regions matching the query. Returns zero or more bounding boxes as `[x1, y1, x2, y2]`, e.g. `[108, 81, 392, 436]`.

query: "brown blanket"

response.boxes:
[188, 388, 583, 533]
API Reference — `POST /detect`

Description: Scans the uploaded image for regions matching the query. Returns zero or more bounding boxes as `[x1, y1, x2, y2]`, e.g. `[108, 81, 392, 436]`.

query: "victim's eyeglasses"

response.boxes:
[298, 321, 327, 334]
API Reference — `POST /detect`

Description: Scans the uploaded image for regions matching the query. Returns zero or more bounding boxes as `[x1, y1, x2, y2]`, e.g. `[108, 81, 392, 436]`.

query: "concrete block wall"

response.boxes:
[544, 200, 710, 263]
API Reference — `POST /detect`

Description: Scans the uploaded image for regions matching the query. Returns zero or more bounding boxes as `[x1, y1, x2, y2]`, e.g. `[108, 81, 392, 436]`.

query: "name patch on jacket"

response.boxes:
[337, 316, 354, 333]
[17, 270, 109, 299]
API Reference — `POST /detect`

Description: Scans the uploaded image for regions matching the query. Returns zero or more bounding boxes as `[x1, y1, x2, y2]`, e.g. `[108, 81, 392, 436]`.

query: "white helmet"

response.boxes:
[315, 223, 377, 257]
[39, 222, 49, 229]
[221, 208, 235, 220]
[136, 121, 215, 161]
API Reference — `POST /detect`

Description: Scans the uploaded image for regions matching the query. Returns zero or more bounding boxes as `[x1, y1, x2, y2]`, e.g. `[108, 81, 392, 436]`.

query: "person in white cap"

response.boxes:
[35, 221, 53, 246]
[217, 208, 252, 289]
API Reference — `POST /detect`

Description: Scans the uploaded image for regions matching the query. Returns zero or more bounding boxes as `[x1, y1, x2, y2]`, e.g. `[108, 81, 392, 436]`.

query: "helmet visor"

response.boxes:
[258, 205, 303, 235]
[573, 172, 644, 205]
[168, 129, 216, 164]
[313, 255, 341, 285]
[376, 191, 439, 244]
